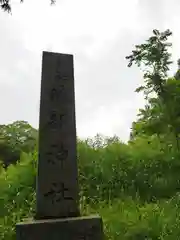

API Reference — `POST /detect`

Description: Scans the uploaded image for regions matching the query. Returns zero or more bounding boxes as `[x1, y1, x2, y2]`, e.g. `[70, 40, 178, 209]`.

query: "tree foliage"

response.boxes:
[2, 136, 180, 239]
[126, 29, 173, 99]
[126, 29, 180, 151]
[0, 121, 37, 167]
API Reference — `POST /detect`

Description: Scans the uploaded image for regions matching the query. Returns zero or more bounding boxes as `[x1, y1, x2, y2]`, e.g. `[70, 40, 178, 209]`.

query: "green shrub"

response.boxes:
[0, 152, 37, 240]
[2, 136, 180, 239]
[78, 136, 180, 202]
[92, 195, 180, 239]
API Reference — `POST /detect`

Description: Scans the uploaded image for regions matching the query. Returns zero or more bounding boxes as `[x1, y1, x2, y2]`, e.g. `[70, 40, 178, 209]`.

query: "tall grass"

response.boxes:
[1, 135, 180, 239]
[78, 136, 180, 202]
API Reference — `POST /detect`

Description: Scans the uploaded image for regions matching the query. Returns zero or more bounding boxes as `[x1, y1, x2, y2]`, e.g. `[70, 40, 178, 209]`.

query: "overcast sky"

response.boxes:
[0, 0, 180, 142]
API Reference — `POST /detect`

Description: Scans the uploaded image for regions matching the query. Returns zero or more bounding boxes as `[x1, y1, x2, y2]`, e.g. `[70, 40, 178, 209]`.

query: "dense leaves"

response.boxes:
[126, 29, 172, 99]
[1, 137, 180, 239]
[127, 29, 180, 151]
[0, 121, 37, 167]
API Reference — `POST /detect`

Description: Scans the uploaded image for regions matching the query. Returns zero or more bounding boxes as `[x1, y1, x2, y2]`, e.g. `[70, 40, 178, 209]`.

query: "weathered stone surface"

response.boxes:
[16, 51, 104, 240]
[16, 215, 104, 240]
[36, 52, 79, 219]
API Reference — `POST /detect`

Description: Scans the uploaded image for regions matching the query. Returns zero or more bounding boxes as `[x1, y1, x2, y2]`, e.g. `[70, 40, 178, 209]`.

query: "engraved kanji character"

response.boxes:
[54, 74, 70, 82]
[50, 86, 66, 102]
[47, 110, 65, 129]
[46, 144, 68, 167]
[50, 88, 58, 101]
[44, 182, 73, 204]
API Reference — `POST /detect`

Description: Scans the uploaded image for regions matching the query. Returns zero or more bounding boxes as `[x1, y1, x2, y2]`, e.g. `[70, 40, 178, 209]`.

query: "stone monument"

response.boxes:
[16, 51, 104, 239]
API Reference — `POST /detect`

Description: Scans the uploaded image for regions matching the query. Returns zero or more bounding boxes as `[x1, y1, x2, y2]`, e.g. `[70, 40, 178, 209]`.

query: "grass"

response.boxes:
[82, 195, 180, 239]
[1, 136, 180, 239]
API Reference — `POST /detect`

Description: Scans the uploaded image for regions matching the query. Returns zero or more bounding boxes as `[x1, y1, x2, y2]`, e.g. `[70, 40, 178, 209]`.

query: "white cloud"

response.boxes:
[12, 0, 141, 58]
[0, 0, 180, 142]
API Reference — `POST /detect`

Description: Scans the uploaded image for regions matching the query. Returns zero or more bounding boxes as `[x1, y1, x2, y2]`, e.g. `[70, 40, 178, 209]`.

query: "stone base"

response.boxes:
[16, 215, 104, 240]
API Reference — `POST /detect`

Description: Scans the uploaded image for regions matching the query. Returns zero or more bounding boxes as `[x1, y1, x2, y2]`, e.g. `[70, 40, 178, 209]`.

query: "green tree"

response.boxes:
[126, 29, 173, 100]
[126, 29, 180, 151]
[0, 121, 38, 167]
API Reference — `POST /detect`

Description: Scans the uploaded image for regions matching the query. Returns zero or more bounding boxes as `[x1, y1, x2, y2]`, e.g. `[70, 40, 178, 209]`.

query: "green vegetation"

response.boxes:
[0, 121, 37, 167]
[1, 29, 180, 239]
[2, 138, 180, 239]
